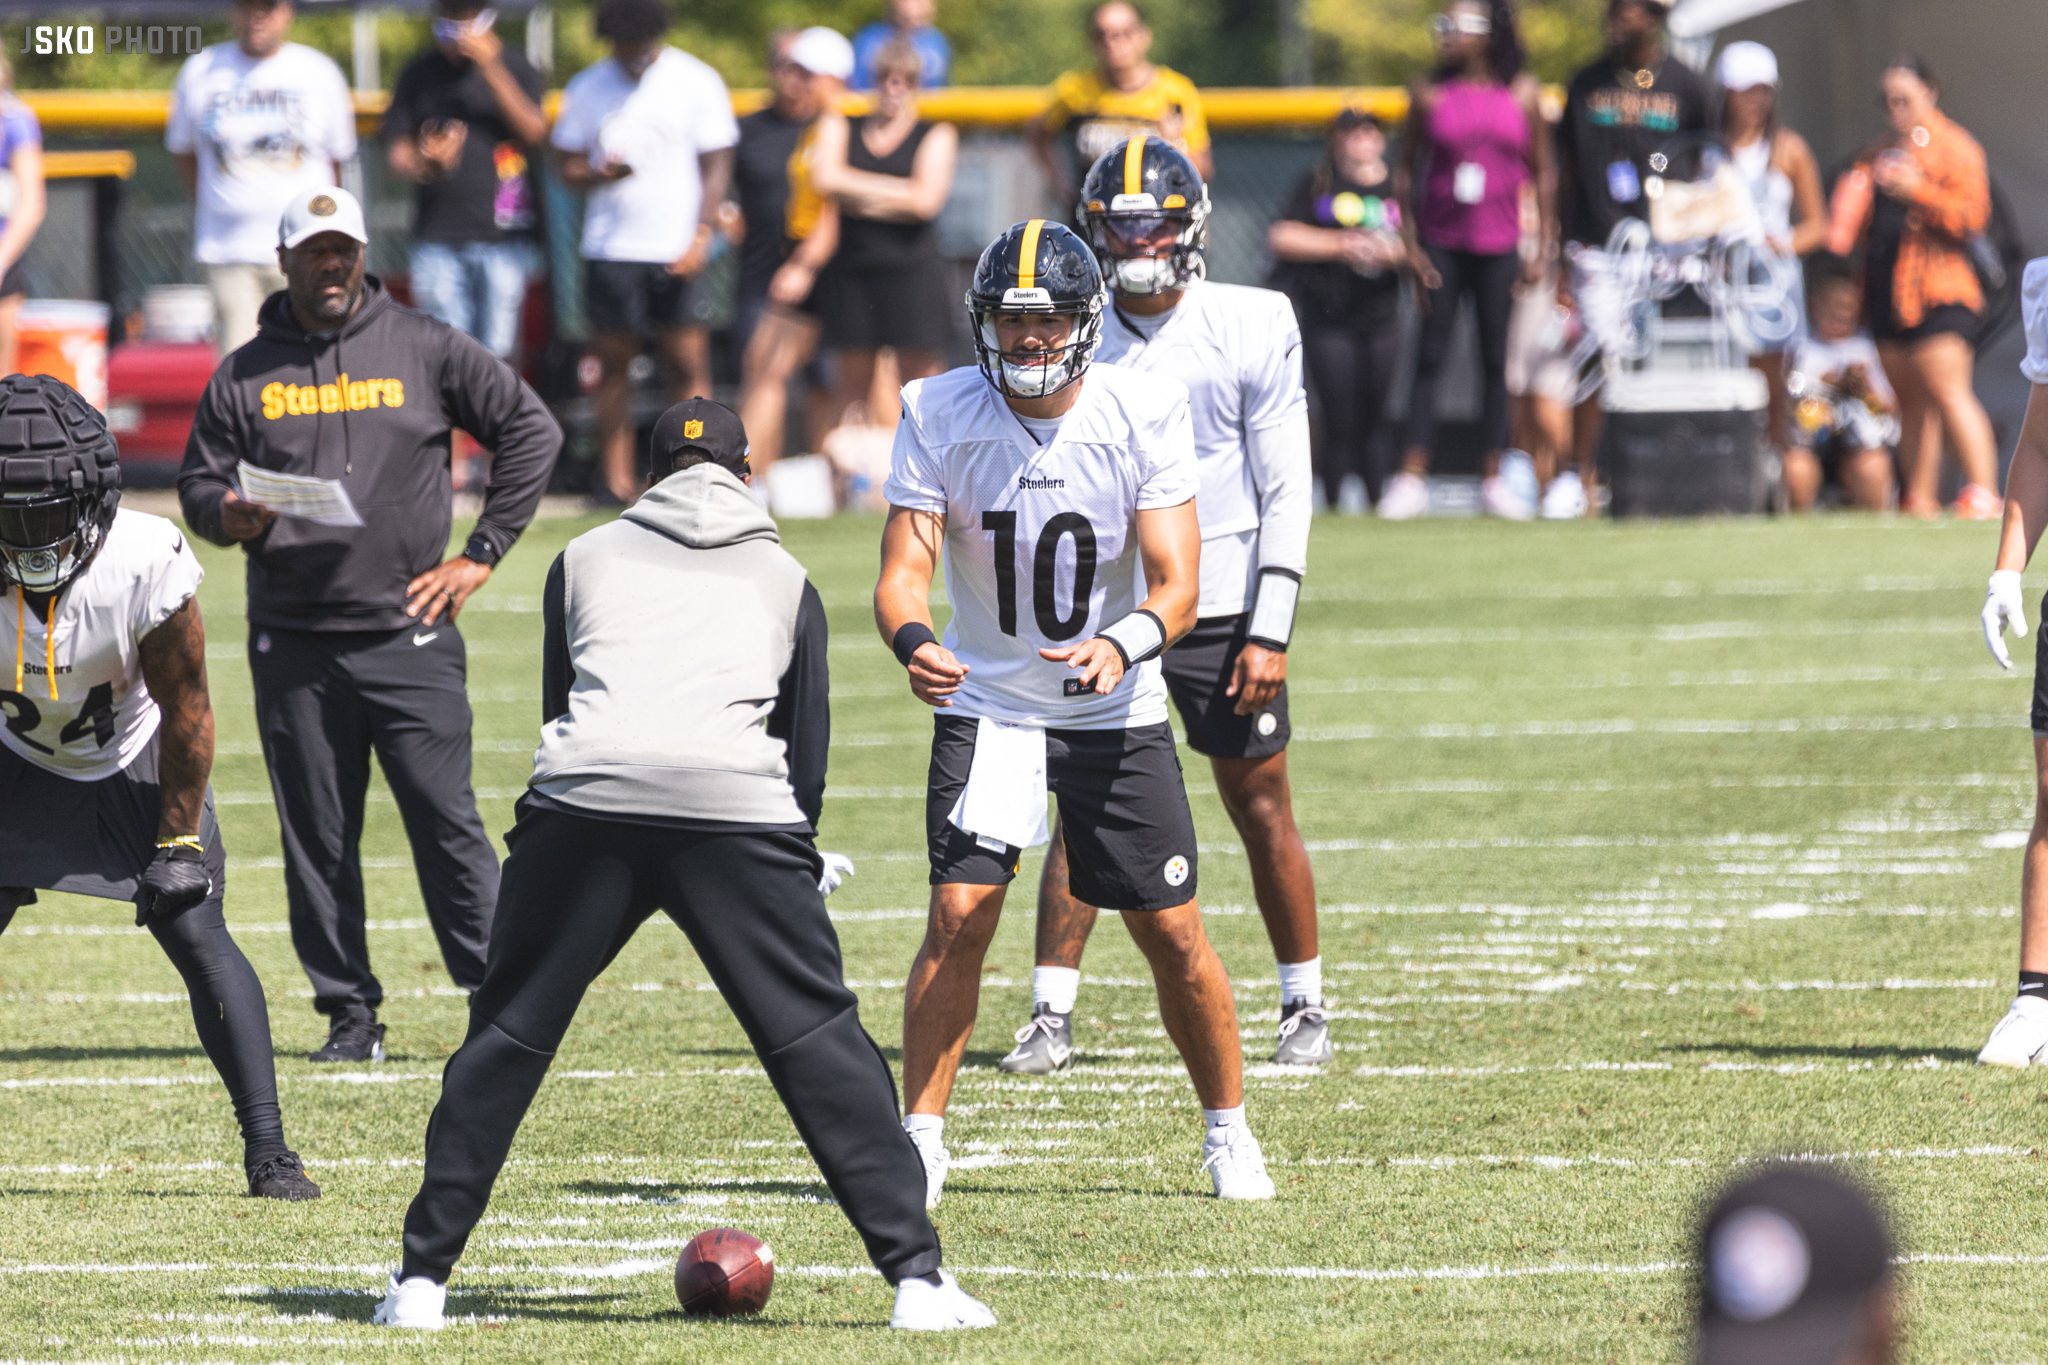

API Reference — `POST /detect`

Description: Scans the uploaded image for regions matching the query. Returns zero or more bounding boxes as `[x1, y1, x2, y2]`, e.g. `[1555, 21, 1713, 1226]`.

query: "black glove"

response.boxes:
[0, 887, 32, 937]
[135, 841, 211, 927]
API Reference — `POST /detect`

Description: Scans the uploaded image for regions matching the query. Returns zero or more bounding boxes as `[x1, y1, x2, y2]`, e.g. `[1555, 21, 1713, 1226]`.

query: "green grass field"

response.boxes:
[4, 509, 2044, 1362]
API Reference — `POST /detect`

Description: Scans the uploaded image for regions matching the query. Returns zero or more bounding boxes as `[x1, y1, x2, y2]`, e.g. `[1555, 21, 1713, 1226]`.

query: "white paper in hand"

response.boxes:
[947, 718, 1052, 851]
[236, 462, 365, 528]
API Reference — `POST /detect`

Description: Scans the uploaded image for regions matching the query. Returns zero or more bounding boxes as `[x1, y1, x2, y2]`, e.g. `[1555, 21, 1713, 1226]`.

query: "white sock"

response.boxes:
[904, 1113, 944, 1142]
[1277, 957, 1323, 1008]
[1032, 965, 1080, 1016]
[1202, 1104, 1246, 1137]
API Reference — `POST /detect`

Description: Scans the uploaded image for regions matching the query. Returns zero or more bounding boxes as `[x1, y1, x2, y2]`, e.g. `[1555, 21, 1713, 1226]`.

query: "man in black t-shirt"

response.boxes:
[1556, 0, 1709, 251]
[728, 31, 823, 353]
[386, 0, 549, 362]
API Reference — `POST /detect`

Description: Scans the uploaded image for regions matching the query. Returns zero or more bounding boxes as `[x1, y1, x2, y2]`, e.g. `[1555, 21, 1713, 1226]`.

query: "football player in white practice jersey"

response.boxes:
[876, 218, 1275, 1202]
[0, 375, 317, 1199]
[995, 136, 1327, 1076]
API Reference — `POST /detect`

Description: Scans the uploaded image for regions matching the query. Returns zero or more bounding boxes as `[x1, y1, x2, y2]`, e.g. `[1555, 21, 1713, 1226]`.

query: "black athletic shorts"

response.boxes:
[584, 258, 701, 337]
[924, 715, 1199, 912]
[822, 260, 953, 352]
[1873, 303, 1979, 345]
[1162, 613, 1291, 760]
[0, 737, 226, 906]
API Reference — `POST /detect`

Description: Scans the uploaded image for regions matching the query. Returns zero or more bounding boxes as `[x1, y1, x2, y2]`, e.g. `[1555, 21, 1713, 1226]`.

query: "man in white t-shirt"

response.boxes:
[1976, 258, 2048, 1067]
[551, 0, 739, 503]
[875, 219, 1276, 1205]
[166, 0, 356, 354]
[0, 375, 318, 1200]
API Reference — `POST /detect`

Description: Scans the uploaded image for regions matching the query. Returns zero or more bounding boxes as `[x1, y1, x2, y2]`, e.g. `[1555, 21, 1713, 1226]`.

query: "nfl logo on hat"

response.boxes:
[684, 420, 705, 440]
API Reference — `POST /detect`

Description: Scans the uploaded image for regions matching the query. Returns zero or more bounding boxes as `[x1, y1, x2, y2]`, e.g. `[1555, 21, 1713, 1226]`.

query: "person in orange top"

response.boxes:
[1830, 55, 1999, 519]
[1029, 1, 1211, 205]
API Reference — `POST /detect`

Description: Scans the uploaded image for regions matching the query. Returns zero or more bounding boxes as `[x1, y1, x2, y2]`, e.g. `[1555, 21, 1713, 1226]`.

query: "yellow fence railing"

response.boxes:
[20, 85, 1426, 137]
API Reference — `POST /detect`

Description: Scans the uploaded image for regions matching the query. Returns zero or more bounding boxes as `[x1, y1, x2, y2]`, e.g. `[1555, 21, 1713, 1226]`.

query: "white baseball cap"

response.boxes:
[278, 185, 369, 250]
[787, 26, 854, 82]
[1716, 40, 1779, 91]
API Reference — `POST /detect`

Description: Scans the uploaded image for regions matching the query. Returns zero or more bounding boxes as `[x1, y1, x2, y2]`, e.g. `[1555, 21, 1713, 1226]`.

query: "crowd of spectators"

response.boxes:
[0, 0, 1991, 516]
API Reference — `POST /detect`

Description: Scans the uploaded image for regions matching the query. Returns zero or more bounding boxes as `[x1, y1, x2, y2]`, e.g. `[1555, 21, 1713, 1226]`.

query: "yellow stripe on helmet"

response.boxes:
[1017, 218, 1045, 290]
[1123, 134, 1147, 197]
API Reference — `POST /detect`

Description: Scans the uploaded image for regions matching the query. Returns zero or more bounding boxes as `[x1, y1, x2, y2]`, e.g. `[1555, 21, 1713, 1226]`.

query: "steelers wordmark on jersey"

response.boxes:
[884, 362, 1198, 730]
[0, 509, 202, 781]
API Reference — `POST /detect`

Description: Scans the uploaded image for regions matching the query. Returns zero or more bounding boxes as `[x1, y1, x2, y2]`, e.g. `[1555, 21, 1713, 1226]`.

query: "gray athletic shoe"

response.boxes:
[997, 1006, 1073, 1075]
[1272, 1000, 1331, 1066]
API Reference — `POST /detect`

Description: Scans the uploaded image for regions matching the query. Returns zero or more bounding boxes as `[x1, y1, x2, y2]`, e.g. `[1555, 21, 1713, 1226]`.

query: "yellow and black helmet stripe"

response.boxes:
[1017, 218, 1045, 290]
[1123, 134, 1148, 197]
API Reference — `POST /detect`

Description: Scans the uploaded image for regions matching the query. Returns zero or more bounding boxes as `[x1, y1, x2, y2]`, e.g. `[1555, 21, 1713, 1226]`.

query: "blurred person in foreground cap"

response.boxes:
[177, 184, 562, 1065]
[372, 397, 995, 1333]
[1695, 1164, 1898, 1365]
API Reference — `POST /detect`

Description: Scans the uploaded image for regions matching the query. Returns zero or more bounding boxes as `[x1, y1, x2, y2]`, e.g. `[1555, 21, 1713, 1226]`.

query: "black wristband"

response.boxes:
[463, 533, 501, 568]
[892, 622, 938, 666]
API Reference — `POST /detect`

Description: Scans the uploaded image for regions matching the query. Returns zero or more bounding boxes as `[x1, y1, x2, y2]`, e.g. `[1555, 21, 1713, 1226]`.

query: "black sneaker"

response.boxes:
[247, 1149, 322, 1201]
[309, 1014, 386, 1064]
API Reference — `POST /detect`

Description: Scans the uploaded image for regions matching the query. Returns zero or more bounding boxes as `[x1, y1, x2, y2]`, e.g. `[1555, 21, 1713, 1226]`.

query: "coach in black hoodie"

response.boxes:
[178, 186, 561, 1064]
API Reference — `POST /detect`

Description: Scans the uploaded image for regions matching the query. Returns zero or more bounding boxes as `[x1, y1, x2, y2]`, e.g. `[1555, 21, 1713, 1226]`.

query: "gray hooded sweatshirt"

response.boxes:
[529, 463, 828, 830]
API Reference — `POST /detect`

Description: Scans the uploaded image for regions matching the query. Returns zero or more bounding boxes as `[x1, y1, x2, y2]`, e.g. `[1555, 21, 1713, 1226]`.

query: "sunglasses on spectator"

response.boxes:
[432, 7, 496, 43]
[1092, 22, 1141, 45]
[1431, 12, 1493, 37]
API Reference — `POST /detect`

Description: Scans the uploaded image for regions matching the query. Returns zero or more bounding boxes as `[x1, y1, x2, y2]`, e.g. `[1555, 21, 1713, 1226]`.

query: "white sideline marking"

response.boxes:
[1293, 714, 2023, 744]
[1297, 616, 1968, 648]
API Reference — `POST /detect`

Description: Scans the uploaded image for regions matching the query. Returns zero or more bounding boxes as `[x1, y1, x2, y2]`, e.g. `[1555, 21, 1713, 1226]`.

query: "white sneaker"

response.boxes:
[1202, 1124, 1276, 1201]
[906, 1123, 950, 1209]
[1978, 996, 2048, 1068]
[1480, 475, 1537, 521]
[891, 1270, 997, 1330]
[1376, 470, 1430, 520]
[1540, 470, 1588, 520]
[1336, 474, 1371, 517]
[371, 1272, 446, 1330]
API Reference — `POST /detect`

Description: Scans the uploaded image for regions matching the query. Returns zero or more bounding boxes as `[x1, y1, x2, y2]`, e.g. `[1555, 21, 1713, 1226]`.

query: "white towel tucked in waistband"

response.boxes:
[946, 717, 1051, 851]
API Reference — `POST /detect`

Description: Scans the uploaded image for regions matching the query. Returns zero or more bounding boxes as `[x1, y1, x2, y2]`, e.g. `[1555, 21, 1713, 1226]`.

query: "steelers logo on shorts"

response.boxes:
[1163, 854, 1190, 887]
[1256, 712, 1278, 738]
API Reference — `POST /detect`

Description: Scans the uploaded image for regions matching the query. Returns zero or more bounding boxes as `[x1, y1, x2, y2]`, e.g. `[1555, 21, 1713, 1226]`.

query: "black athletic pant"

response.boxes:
[247, 623, 497, 1018]
[399, 803, 943, 1286]
[1403, 244, 1519, 458]
[1302, 320, 1400, 504]
[0, 741, 286, 1158]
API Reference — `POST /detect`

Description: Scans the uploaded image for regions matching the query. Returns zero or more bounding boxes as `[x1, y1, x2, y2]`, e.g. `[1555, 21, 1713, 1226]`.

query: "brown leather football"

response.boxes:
[675, 1226, 775, 1317]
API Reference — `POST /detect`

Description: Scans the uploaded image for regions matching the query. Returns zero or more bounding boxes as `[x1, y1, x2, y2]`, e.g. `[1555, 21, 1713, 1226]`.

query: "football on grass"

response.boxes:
[675, 1227, 775, 1317]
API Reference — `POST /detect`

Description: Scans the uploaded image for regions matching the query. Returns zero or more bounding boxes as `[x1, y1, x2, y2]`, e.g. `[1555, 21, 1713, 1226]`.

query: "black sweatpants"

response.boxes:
[1403, 244, 1519, 458]
[247, 623, 497, 1018]
[1302, 319, 1401, 504]
[399, 802, 942, 1286]
[0, 739, 287, 1157]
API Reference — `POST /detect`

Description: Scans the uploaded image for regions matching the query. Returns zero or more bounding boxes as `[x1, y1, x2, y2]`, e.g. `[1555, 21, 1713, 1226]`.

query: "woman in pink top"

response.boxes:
[1385, 0, 1553, 521]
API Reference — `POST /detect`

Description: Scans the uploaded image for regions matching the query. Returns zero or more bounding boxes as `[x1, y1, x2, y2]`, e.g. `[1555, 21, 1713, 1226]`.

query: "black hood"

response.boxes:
[255, 274, 396, 347]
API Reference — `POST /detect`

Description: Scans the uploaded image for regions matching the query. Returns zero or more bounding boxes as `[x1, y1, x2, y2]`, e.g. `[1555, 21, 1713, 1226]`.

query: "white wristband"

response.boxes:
[1096, 609, 1167, 668]
[1247, 569, 1301, 651]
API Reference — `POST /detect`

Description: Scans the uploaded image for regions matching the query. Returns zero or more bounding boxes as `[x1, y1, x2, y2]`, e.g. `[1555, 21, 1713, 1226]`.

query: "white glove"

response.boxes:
[817, 852, 855, 897]
[1983, 570, 2030, 671]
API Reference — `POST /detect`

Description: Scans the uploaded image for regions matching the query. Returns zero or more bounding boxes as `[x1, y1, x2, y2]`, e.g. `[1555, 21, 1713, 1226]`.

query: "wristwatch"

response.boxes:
[463, 533, 501, 568]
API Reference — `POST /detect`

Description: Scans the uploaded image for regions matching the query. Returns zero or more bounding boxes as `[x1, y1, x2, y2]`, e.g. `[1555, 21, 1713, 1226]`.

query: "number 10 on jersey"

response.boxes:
[982, 510, 1098, 641]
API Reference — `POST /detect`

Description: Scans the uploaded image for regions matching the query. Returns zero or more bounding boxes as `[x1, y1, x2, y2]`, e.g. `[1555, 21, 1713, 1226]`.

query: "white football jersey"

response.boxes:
[0, 509, 202, 780]
[2022, 257, 2048, 385]
[885, 363, 1198, 730]
[1096, 279, 1308, 615]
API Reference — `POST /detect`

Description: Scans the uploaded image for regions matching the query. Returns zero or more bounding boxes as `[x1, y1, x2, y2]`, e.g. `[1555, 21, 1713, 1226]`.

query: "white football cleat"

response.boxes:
[906, 1122, 950, 1209]
[1202, 1124, 1276, 1201]
[891, 1270, 997, 1331]
[371, 1272, 446, 1330]
[1376, 470, 1430, 521]
[1978, 996, 2048, 1067]
[1540, 470, 1588, 520]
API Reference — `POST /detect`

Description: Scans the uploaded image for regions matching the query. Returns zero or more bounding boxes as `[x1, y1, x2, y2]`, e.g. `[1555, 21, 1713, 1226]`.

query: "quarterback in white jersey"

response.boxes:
[0, 375, 318, 1200]
[999, 135, 1331, 1079]
[876, 219, 1275, 1203]
[1976, 259, 2048, 1066]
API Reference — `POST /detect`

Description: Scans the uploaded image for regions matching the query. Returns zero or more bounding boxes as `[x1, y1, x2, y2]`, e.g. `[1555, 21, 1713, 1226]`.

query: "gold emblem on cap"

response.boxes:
[684, 419, 704, 439]
[309, 195, 337, 216]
